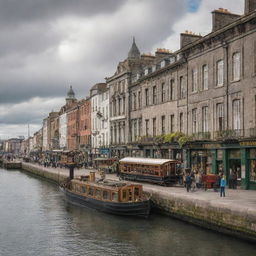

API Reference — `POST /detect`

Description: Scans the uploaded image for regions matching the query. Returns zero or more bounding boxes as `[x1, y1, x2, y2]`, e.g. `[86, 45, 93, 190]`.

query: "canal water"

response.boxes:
[0, 168, 256, 256]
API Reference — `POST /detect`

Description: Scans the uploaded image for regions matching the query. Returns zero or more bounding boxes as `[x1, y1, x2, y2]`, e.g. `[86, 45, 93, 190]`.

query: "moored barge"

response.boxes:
[60, 172, 150, 218]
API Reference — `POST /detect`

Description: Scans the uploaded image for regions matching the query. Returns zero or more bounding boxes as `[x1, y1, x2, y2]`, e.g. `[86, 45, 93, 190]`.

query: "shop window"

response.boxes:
[250, 160, 256, 182]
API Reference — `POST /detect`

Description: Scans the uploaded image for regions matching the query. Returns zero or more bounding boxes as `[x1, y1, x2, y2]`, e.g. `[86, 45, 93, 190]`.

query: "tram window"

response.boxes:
[82, 186, 87, 194]
[103, 191, 109, 200]
[134, 187, 139, 196]
[89, 187, 94, 196]
[95, 189, 101, 199]
[122, 190, 127, 200]
[128, 190, 132, 201]
[112, 192, 118, 201]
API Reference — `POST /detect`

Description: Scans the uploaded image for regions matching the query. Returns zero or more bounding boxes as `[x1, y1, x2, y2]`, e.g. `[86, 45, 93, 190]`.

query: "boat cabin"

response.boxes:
[119, 157, 180, 185]
[69, 178, 143, 203]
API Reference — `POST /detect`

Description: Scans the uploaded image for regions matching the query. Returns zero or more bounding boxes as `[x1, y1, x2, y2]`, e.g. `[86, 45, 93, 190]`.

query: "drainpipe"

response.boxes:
[223, 41, 229, 130]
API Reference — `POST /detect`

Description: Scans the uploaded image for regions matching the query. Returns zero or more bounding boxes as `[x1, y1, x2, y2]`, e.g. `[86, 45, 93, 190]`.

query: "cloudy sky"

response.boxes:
[0, 0, 244, 139]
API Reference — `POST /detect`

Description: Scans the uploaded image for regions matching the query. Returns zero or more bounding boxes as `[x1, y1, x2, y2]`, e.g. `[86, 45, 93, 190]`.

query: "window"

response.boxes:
[217, 60, 224, 86]
[133, 93, 137, 110]
[138, 119, 142, 137]
[153, 118, 156, 136]
[122, 190, 127, 200]
[216, 103, 224, 131]
[161, 83, 166, 102]
[192, 69, 198, 92]
[138, 91, 141, 108]
[89, 186, 94, 196]
[112, 192, 118, 201]
[134, 120, 137, 141]
[170, 114, 175, 133]
[118, 98, 121, 115]
[233, 100, 241, 130]
[179, 113, 183, 132]
[145, 89, 149, 106]
[192, 109, 197, 133]
[153, 86, 157, 104]
[202, 65, 208, 90]
[145, 119, 149, 136]
[233, 52, 241, 81]
[103, 190, 110, 200]
[95, 189, 101, 199]
[170, 79, 175, 101]
[202, 106, 208, 132]
[180, 76, 185, 99]
[123, 97, 125, 114]
[161, 116, 166, 135]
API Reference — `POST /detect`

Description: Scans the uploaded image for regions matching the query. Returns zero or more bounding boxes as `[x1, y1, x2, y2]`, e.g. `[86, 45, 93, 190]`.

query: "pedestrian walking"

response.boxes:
[185, 173, 192, 192]
[220, 175, 226, 197]
[195, 171, 201, 189]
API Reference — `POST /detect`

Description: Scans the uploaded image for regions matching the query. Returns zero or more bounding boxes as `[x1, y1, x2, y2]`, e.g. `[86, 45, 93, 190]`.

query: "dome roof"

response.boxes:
[67, 85, 75, 99]
[128, 37, 140, 59]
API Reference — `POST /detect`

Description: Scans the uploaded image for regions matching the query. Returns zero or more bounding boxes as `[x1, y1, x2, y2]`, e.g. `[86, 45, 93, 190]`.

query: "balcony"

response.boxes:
[192, 132, 211, 141]
[214, 129, 243, 140]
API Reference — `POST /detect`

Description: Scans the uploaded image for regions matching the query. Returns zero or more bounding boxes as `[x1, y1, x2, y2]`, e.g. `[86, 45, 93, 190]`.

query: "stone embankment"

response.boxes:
[0, 160, 22, 169]
[21, 162, 256, 242]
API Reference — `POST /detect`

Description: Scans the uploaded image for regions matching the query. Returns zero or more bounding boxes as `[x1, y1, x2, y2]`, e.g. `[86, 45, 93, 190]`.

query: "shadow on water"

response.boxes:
[0, 168, 256, 256]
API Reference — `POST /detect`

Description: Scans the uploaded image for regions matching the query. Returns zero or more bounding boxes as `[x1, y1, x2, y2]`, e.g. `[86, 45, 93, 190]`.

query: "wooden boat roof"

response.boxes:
[72, 178, 140, 189]
[119, 157, 177, 165]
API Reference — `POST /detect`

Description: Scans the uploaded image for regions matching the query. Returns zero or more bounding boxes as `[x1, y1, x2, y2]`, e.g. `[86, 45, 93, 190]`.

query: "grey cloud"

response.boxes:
[0, 0, 189, 137]
[0, 0, 127, 26]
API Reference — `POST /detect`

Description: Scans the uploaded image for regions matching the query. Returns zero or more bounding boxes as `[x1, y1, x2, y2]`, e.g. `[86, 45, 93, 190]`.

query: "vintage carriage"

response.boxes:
[118, 157, 180, 185]
[93, 157, 119, 173]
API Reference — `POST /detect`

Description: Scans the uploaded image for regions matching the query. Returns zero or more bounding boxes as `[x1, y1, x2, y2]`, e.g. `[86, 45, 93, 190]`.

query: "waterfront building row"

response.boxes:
[2, 0, 256, 190]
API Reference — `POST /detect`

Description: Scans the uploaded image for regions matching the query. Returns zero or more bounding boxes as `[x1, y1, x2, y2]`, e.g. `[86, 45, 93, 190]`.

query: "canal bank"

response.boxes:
[21, 162, 256, 243]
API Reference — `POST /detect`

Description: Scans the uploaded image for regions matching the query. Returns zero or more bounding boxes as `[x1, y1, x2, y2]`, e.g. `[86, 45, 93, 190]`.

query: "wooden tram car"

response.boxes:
[119, 157, 180, 185]
[93, 157, 118, 173]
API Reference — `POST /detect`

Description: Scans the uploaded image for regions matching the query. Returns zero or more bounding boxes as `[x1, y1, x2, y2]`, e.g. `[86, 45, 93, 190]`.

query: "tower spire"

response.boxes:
[128, 37, 140, 59]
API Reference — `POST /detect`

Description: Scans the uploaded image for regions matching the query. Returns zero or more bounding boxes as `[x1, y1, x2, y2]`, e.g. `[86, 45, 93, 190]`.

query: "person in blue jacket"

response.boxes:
[220, 175, 226, 197]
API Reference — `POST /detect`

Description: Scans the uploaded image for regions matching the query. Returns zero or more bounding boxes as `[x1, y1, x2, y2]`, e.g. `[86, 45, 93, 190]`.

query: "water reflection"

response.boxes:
[0, 168, 255, 256]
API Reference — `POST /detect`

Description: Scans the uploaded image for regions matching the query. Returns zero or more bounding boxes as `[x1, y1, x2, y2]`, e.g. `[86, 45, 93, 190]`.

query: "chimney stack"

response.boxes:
[212, 8, 241, 32]
[245, 0, 256, 14]
[180, 31, 202, 48]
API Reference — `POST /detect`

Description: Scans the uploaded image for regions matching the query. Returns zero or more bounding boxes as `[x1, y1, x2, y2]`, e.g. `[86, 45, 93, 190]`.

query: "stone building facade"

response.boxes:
[106, 38, 156, 157]
[125, 0, 256, 190]
[78, 97, 91, 152]
[90, 83, 110, 158]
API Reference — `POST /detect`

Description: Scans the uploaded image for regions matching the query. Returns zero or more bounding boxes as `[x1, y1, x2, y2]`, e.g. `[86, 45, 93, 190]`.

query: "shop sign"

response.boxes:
[240, 141, 256, 147]
[203, 144, 221, 149]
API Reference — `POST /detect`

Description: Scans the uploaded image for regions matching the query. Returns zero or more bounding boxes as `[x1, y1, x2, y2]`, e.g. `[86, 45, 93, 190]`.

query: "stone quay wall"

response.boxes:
[144, 188, 256, 243]
[21, 162, 256, 243]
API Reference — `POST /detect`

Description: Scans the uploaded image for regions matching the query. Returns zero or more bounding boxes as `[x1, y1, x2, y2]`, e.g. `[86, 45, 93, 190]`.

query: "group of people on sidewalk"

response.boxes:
[184, 170, 227, 197]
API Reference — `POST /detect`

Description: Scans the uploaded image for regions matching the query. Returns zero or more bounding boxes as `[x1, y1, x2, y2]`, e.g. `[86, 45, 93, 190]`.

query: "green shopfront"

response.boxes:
[186, 141, 256, 190]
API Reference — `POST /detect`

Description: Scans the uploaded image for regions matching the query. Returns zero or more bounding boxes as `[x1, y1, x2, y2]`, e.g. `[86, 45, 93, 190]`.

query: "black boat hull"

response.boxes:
[61, 188, 151, 218]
